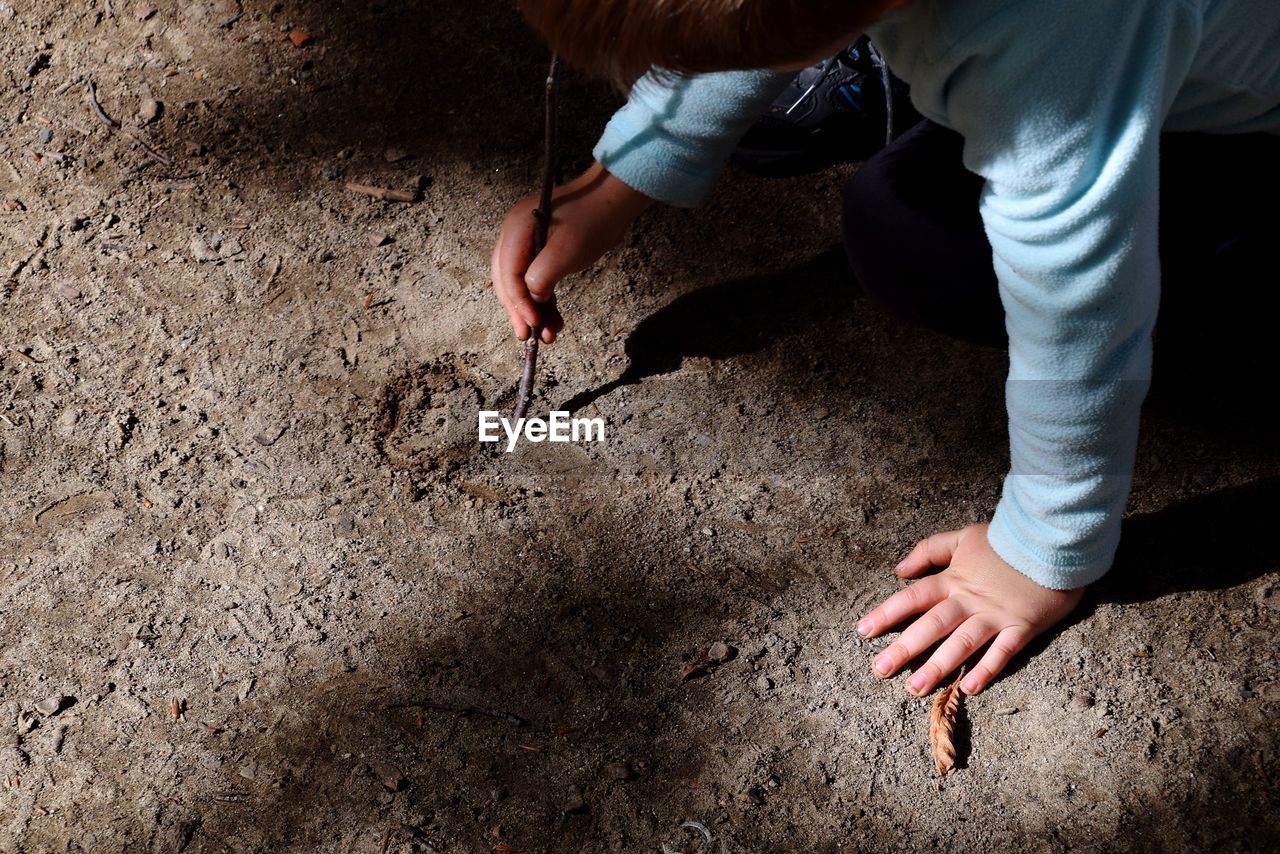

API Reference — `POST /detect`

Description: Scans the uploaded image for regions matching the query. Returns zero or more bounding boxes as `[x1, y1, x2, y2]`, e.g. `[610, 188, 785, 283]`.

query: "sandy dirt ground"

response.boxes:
[2, 1, 1279, 851]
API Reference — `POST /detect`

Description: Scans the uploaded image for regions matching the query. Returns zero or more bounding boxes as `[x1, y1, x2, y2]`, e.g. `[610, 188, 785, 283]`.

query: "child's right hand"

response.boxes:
[491, 160, 655, 344]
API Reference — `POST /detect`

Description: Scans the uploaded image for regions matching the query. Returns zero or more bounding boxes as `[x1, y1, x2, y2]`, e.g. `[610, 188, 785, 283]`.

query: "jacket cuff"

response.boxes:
[987, 484, 1118, 590]
[591, 109, 720, 208]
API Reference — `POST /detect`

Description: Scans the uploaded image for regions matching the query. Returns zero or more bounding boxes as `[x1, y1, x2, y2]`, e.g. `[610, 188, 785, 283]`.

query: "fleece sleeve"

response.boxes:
[592, 68, 795, 208]
[939, 0, 1201, 589]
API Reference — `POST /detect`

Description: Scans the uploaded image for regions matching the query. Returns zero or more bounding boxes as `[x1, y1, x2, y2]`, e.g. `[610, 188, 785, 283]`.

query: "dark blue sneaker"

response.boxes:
[730, 37, 921, 178]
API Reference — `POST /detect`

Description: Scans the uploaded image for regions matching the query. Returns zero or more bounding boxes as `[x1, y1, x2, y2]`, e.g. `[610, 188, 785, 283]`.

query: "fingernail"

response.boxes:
[874, 656, 891, 675]
[907, 673, 925, 692]
[856, 620, 871, 637]
[962, 676, 978, 694]
[894, 559, 907, 573]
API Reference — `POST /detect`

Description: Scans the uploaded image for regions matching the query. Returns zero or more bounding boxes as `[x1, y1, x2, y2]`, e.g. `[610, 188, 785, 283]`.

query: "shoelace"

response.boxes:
[866, 41, 896, 148]
[785, 41, 897, 148]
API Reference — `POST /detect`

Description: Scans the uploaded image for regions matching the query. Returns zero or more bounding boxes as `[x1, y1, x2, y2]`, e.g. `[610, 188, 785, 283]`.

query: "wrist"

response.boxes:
[580, 160, 656, 218]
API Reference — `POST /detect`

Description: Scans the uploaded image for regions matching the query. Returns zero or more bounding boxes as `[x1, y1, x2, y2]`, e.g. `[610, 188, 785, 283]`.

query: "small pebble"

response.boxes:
[36, 127, 52, 144]
[604, 761, 634, 781]
[189, 234, 220, 263]
[1069, 691, 1095, 711]
[994, 706, 1020, 716]
[707, 641, 734, 663]
[35, 695, 68, 716]
[370, 760, 405, 791]
[138, 98, 162, 124]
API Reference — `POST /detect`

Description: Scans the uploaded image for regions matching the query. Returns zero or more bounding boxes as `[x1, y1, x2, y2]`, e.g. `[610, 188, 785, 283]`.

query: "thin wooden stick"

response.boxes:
[86, 80, 173, 166]
[345, 182, 417, 203]
[513, 53, 560, 422]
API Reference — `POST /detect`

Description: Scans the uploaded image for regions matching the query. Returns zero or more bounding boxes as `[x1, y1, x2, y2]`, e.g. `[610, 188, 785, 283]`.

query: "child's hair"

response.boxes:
[517, 0, 889, 91]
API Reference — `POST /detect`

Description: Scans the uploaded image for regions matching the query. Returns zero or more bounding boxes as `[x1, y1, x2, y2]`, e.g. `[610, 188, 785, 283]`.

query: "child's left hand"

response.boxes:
[855, 523, 1083, 697]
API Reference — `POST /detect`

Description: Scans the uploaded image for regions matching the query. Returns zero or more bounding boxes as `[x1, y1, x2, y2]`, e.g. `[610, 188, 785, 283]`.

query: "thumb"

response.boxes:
[895, 529, 964, 578]
[524, 250, 561, 303]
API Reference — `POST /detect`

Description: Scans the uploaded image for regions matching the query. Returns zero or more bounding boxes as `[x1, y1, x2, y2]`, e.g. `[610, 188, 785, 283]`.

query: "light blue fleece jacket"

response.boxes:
[592, 0, 1280, 590]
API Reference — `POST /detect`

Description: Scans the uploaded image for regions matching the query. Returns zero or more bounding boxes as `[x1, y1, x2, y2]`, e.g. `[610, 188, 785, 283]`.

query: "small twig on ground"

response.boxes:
[512, 53, 560, 422]
[86, 80, 118, 129]
[344, 182, 417, 203]
[218, 2, 245, 28]
[54, 75, 85, 96]
[86, 80, 173, 165]
[263, 254, 282, 289]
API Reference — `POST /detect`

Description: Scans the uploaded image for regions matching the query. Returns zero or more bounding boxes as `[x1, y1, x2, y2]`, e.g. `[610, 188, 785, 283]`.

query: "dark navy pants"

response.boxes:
[840, 118, 1280, 347]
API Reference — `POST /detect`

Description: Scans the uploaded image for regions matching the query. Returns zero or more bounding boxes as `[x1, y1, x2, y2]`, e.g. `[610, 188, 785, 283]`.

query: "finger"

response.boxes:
[871, 597, 964, 679]
[856, 574, 945, 641]
[960, 624, 1032, 695]
[905, 615, 999, 697]
[508, 308, 531, 341]
[492, 235, 533, 341]
[539, 298, 564, 344]
[491, 247, 529, 341]
[895, 529, 964, 578]
[497, 214, 543, 329]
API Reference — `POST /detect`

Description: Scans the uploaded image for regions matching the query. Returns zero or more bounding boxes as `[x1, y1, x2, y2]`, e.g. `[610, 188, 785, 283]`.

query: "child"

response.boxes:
[490, 0, 1280, 697]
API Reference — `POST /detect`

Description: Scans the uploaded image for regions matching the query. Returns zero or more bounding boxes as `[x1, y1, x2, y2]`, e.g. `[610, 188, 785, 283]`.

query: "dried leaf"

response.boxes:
[681, 642, 735, 681]
[929, 667, 965, 776]
[680, 648, 711, 681]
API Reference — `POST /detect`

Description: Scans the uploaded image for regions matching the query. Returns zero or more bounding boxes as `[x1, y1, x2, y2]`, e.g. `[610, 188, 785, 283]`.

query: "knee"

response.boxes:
[840, 159, 915, 314]
[839, 152, 1006, 347]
